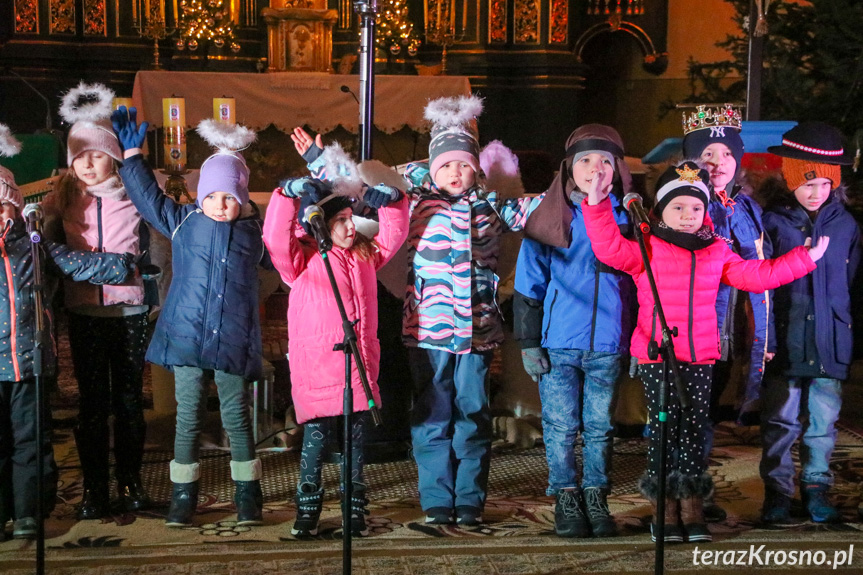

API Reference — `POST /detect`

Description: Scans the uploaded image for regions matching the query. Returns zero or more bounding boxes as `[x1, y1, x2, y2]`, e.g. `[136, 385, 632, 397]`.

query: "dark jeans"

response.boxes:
[0, 379, 57, 520]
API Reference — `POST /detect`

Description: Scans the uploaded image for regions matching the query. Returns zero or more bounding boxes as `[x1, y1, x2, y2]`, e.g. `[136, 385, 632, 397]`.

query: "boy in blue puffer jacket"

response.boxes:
[1, 125, 136, 539]
[759, 122, 861, 525]
[513, 125, 634, 539]
[111, 109, 272, 529]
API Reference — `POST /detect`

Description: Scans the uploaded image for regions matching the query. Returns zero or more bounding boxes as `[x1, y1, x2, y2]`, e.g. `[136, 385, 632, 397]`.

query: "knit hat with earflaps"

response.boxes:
[525, 124, 632, 248]
[195, 119, 256, 207]
[0, 124, 23, 210]
[425, 95, 483, 184]
[60, 82, 123, 166]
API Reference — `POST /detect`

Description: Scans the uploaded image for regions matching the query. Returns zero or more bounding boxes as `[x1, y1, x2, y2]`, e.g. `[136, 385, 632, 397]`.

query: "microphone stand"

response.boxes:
[27, 218, 47, 575]
[311, 230, 382, 575]
[354, 0, 377, 161]
[629, 216, 690, 575]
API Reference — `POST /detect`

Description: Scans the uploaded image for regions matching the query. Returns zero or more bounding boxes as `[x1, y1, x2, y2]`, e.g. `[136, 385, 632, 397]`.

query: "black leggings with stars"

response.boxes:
[639, 362, 712, 486]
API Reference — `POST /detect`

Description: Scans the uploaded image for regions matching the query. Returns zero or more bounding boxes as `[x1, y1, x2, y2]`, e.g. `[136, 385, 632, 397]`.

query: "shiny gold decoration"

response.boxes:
[50, 0, 76, 34]
[262, 7, 338, 72]
[134, 2, 175, 69]
[377, 0, 421, 57]
[549, 0, 567, 44]
[513, 0, 538, 44]
[84, 0, 107, 35]
[681, 104, 743, 136]
[178, 0, 238, 51]
[587, 0, 644, 16]
[488, 0, 506, 43]
[425, 0, 464, 74]
[675, 164, 702, 184]
[14, 0, 39, 34]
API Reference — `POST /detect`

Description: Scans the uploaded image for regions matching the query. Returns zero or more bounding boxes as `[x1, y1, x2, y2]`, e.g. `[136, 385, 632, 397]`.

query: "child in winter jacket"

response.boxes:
[758, 122, 861, 525]
[111, 109, 271, 529]
[582, 160, 828, 544]
[41, 83, 158, 520]
[262, 158, 409, 537]
[404, 96, 534, 527]
[1, 125, 136, 539]
[512, 124, 634, 538]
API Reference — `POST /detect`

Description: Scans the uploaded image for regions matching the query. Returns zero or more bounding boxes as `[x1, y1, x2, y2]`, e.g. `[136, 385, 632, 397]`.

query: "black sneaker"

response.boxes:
[12, 517, 37, 540]
[554, 489, 590, 538]
[455, 505, 483, 527]
[761, 488, 793, 525]
[424, 507, 454, 525]
[584, 487, 617, 537]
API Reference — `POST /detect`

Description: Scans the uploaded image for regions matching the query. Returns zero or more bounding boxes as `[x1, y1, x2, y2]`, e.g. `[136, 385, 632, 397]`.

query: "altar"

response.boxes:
[131, 70, 472, 134]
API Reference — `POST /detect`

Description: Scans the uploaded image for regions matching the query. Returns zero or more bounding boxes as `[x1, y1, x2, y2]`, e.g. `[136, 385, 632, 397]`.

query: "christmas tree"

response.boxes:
[376, 0, 421, 58]
[681, 0, 863, 142]
[176, 0, 239, 53]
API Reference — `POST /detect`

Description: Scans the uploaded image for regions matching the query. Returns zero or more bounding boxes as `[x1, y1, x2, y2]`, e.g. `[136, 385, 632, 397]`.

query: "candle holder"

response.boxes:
[424, 0, 465, 75]
[135, 8, 176, 70]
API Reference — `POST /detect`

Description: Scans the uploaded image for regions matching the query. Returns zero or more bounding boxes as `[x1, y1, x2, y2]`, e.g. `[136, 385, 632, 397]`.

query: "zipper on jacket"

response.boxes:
[96, 197, 104, 306]
[589, 267, 600, 351]
[688, 251, 697, 361]
[0, 242, 22, 380]
[543, 289, 559, 341]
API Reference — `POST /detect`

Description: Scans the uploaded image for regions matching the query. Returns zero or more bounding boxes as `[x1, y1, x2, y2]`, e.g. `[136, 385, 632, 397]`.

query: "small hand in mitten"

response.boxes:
[363, 184, 401, 209]
[128, 250, 162, 281]
[110, 106, 149, 152]
[521, 347, 550, 382]
[278, 177, 330, 199]
[291, 127, 324, 163]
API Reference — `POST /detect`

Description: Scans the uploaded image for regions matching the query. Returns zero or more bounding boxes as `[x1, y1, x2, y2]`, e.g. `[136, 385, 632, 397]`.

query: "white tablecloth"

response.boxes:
[132, 71, 472, 134]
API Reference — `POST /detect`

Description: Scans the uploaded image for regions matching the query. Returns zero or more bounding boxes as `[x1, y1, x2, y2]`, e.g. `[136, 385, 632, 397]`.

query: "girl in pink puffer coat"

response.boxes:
[582, 161, 827, 544]
[263, 176, 408, 538]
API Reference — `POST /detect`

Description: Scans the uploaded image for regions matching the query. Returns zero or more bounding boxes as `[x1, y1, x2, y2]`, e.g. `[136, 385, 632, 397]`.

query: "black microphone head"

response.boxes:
[340, 85, 351, 93]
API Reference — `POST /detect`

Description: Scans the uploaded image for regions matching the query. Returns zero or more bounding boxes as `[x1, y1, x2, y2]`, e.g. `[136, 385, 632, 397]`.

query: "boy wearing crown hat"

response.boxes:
[583, 159, 828, 542]
[112, 110, 272, 529]
[0, 124, 138, 539]
[681, 104, 772, 523]
[759, 121, 861, 525]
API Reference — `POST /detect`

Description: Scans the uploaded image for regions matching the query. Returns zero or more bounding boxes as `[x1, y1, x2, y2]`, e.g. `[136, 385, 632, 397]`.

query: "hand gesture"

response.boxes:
[805, 236, 830, 262]
[291, 127, 324, 163]
[110, 106, 149, 152]
[520, 347, 550, 382]
[585, 167, 614, 206]
[363, 184, 401, 209]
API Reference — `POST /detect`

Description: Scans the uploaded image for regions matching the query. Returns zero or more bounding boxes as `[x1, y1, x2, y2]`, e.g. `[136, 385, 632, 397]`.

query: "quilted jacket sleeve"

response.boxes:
[373, 194, 410, 270]
[721, 244, 815, 293]
[45, 241, 132, 285]
[582, 197, 645, 276]
[119, 153, 193, 238]
[262, 189, 313, 284]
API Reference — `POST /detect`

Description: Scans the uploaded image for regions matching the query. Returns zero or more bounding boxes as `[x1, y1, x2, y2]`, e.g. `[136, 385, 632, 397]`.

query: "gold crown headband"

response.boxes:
[681, 104, 743, 136]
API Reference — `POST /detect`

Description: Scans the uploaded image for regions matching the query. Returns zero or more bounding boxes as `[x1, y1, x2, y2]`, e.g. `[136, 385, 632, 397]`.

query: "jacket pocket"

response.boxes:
[832, 308, 853, 366]
[409, 277, 426, 312]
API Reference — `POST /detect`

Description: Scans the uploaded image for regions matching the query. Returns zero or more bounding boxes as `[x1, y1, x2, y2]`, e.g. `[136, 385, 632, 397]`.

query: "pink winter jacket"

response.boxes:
[262, 191, 410, 424]
[582, 197, 816, 364]
[42, 176, 146, 309]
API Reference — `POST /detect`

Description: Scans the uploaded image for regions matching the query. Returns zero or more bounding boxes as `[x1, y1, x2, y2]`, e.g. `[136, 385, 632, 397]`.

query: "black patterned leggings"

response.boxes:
[640, 362, 713, 480]
[298, 413, 368, 491]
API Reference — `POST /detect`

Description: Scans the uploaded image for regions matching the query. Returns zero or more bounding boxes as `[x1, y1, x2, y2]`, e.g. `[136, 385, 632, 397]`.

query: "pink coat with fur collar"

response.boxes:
[263, 191, 409, 424]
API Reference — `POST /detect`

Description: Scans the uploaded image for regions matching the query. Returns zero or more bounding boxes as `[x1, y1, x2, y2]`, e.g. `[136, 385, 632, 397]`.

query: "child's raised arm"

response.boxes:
[262, 184, 315, 284]
[582, 197, 644, 275]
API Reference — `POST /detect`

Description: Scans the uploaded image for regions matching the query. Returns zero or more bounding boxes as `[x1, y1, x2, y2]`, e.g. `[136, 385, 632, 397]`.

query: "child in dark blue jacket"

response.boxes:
[759, 122, 861, 525]
[0, 125, 136, 539]
[513, 125, 634, 538]
[112, 110, 272, 529]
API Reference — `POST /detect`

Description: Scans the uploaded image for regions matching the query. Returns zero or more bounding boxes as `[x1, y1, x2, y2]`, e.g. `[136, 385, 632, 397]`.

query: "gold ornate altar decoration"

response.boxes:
[262, 0, 338, 72]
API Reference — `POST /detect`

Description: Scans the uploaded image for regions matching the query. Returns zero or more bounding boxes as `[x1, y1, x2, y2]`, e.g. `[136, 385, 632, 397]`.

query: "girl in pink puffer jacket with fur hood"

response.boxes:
[263, 166, 408, 538]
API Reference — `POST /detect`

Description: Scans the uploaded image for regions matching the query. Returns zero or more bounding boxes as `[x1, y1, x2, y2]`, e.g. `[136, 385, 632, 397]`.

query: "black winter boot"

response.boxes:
[74, 426, 110, 520]
[584, 487, 617, 537]
[291, 482, 324, 537]
[165, 460, 200, 528]
[231, 459, 263, 526]
[343, 483, 370, 537]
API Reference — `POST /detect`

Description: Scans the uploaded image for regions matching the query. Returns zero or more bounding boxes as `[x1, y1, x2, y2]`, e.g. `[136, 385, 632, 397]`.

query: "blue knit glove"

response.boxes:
[301, 139, 324, 164]
[363, 184, 401, 209]
[110, 106, 149, 152]
[279, 177, 331, 199]
[521, 347, 550, 382]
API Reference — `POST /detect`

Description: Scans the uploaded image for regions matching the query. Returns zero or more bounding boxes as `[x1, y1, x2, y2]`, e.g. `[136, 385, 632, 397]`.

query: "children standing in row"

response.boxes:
[759, 122, 861, 525]
[583, 160, 829, 543]
[111, 109, 269, 528]
[263, 152, 409, 537]
[513, 125, 634, 538]
[1, 124, 137, 539]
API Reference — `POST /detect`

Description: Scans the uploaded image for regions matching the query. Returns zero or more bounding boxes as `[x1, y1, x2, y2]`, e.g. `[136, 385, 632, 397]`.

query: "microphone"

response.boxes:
[303, 204, 333, 252]
[22, 202, 43, 243]
[623, 192, 651, 235]
[340, 85, 360, 104]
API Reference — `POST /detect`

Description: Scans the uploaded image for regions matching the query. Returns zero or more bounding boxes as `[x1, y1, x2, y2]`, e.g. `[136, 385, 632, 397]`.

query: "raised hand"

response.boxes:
[363, 184, 401, 209]
[586, 167, 614, 206]
[291, 127, 324, 163]
[805, 235, 830, 262]
[110, 106, 149, 152]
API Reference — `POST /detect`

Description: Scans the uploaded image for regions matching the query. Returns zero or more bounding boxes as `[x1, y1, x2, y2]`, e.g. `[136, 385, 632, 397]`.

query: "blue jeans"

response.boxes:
[173, 366, 256, 464]
[760, 376, 842, 496]
[540, 350, 620, 495]
[409, 348, 492, 511]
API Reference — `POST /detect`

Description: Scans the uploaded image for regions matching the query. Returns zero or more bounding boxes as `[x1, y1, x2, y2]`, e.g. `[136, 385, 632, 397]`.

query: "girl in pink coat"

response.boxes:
[262, 175, 408, 538]
[582, 161, 828, 544]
